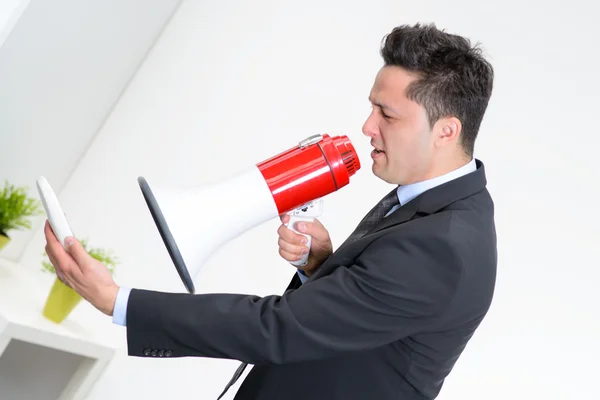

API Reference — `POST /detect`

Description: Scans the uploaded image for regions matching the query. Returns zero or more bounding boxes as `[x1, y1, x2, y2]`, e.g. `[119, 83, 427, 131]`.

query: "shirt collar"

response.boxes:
[396, 158, 477, 206]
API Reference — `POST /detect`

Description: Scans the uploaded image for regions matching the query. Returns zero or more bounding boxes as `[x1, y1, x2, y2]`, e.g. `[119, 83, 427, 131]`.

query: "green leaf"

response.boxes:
[0, 180, 44, 236]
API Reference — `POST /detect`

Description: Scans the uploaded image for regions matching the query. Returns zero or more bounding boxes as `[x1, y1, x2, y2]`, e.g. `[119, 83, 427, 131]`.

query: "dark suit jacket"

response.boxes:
[125, 159, 497, 400]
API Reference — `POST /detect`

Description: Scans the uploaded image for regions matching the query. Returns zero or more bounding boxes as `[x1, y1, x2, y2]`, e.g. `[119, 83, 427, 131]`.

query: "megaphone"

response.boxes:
[138, 133, 361, 294]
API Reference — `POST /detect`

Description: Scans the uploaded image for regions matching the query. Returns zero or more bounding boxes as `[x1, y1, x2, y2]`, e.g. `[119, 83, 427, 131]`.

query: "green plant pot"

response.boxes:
[0, 233, 10, 252]
[42, 277, 82, 323]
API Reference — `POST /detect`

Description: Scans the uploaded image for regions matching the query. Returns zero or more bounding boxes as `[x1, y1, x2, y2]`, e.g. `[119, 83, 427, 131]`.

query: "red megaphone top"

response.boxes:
[257, 134, 361, 214]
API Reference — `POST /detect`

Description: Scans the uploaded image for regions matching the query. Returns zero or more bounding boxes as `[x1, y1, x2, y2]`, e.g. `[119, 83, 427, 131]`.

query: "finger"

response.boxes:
[278, 247, 305, 262]
[277, 224, 307, 245]
[46, 236, 84, 283]
[55, 269, 68, 286]
[278, 237, 308, 256]
[279, 214, 290, 224]
[46, 251, 66, 283]
[59, 274, 73, 288]
[47, 251, 58, 272]
[44, 220, 59, 245]
[64, 237, 89, 268]
[47, 250, 65, 277]
[49, 243, 74, 274]
[44, 220, 64, 260]
[53, 261, 74, 289]
[45, 239, 58, 269]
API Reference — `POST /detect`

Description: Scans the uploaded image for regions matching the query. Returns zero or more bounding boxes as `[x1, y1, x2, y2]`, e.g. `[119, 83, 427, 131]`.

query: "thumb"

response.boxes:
[65, 237, 88, 264]
[297, 219, 328, 241]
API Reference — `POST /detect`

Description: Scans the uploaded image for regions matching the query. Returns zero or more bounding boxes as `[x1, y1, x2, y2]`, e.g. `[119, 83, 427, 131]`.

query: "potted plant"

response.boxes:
[41, 238, 119, 323]
[0, 180, 43, 252]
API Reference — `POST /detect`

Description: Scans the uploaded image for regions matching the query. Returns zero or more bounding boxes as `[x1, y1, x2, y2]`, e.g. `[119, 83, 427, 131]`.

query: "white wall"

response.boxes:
[16, 0, 600, 399]
[0, 0, 26, 43]
[0, 0, 182, 261]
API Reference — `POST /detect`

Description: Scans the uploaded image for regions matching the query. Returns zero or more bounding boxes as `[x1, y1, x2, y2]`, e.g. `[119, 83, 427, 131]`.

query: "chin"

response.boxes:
[372, 165, 406, 186]
[372, 166, 395, 185]
[371, 163, 381, 177]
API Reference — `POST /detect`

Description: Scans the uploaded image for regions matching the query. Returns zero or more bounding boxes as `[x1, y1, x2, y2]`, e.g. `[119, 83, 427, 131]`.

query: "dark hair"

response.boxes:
[380, 23, 494, 157]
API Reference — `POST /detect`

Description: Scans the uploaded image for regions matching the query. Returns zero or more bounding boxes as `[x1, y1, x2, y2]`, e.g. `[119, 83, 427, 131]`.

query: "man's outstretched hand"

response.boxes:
[43, 220, 119, 316]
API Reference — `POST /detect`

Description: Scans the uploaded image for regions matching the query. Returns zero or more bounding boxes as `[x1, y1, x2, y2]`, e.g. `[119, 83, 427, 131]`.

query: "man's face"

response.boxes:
[362, 66, 436, 185]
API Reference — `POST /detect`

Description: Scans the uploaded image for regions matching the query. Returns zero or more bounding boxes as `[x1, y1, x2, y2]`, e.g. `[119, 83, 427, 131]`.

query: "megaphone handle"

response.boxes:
[285, 198, 323, 267]
[287, 214, 314, 267]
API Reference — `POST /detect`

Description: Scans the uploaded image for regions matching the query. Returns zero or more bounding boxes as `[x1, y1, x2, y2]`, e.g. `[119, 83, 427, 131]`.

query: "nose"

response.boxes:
[362, 110, 379, 138]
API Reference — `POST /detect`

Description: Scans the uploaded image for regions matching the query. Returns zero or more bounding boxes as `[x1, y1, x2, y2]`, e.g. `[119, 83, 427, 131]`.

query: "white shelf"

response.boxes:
[0, 257, 119, 400]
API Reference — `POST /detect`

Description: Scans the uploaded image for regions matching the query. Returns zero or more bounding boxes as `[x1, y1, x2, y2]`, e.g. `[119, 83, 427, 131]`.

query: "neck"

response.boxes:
[418, 152, 472, 183]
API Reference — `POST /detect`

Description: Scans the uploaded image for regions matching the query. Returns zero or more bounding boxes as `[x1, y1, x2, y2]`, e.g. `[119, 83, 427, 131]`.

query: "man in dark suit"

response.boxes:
[44, 22, 496, 399]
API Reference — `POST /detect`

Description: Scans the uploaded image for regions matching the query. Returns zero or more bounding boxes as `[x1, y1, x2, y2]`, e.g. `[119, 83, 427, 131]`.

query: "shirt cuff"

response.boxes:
[297, 269, 309, 284]
[112, 286, 132, 326]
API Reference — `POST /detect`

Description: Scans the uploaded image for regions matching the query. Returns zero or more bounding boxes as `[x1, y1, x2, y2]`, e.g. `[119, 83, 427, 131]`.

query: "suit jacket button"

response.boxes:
[165, 350, 172, 357]
[158, 350, 164, 357]
[151, 350, 158, 357]
[143, 348, 151, 356]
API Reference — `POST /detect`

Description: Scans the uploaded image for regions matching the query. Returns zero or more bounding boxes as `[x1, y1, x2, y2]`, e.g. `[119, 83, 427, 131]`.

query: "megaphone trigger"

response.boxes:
[285, 198, 324, 267]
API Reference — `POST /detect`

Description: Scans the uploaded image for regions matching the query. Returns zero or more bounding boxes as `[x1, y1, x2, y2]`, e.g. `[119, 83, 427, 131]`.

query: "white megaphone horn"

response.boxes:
[137, 133, 361, 294]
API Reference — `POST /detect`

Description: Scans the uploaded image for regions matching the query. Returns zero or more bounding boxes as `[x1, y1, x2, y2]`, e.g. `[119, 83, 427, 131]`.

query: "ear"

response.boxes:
[434, 117, 462, 148]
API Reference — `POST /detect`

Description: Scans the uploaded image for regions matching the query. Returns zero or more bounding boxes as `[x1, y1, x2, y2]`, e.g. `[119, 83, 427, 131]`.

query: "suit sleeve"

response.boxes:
[125, 233, 463, 364]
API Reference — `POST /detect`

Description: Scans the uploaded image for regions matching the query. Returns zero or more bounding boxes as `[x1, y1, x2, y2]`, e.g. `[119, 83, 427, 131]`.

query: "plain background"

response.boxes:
[2, 0, 600, 399]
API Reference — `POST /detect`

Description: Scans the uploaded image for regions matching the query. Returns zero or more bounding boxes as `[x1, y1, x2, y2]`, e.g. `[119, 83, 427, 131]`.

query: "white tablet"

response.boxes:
[36, 176, 74, 248]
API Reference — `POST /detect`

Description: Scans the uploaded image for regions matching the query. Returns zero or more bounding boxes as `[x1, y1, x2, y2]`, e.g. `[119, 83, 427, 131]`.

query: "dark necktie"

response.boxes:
[216, 188, 400, 399]
[342, 187, 400, 245]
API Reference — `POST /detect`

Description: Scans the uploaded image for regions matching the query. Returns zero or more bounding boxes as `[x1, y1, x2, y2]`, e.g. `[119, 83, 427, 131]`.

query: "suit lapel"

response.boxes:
[308, 204, 419, 281]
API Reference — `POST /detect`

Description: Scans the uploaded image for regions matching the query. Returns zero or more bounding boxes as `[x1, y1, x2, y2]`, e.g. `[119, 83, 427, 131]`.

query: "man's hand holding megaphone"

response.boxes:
[277, 215, 333, 277]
